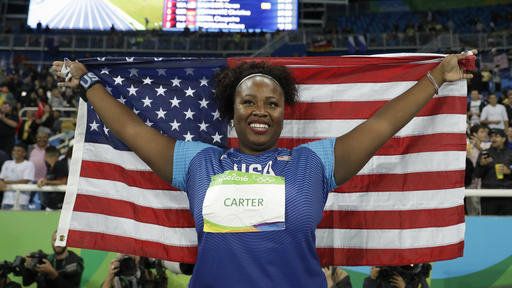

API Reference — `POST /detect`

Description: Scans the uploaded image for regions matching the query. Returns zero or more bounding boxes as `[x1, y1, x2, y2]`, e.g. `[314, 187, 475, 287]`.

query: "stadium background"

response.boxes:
[1, 0, 512, 287]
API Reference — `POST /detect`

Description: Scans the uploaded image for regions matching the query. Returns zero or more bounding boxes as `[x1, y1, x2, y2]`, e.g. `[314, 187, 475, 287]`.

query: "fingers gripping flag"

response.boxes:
[57, 55, 467, 266]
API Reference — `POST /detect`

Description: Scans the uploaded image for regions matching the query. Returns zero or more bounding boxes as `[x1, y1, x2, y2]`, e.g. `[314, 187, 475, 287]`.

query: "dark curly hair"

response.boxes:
[214, 61, 298, 121]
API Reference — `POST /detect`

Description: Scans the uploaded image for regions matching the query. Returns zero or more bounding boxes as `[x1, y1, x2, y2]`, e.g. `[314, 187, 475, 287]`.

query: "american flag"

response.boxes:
[57, 55, 467, 266]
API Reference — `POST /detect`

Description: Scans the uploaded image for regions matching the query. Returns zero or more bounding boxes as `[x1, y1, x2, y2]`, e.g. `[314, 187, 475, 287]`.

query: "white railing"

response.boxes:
[2, 185, 511, 210]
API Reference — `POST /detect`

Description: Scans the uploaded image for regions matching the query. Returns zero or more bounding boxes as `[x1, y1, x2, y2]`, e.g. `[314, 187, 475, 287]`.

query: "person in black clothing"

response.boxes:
[475, 128, 512, 214]
[363, 265, 431, 288]
[22, 231, 84, 288]
[37, 146, 68, 210]
[0, 102, 18, 155]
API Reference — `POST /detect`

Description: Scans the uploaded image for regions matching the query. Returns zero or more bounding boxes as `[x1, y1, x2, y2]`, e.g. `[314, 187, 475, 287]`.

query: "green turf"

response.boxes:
[106, 0, 164, 29]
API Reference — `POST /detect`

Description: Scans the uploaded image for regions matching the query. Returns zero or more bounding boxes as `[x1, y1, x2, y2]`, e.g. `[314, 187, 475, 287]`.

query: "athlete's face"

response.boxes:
[233, 76, 285, 155]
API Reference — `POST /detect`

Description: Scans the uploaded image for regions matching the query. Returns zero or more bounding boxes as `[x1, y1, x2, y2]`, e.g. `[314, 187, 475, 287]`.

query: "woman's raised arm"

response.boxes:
[333, 51, 475, 185]
[52, 60, 176, 182]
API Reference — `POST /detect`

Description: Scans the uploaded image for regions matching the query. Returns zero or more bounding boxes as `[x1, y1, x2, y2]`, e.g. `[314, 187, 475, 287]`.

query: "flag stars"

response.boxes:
[127, 85, 138, 96]
[128, 68, 139, 77]
[144, 119, 154, 126]
[171, 76, 181, 87]
[184, 108, 195, 119]
[113, 75, 125, 85]
[117, 96, 126, 104]
[184, 86, 196, 97]
[142, 96, 153, 107]
[133, 108, 140, 114]
[199, 77, 209, 86]
[170, 119, 181, 131]
[157, 69, 167, 76]
[89, 120, 99, 131]
[183, 131, 194, 141]
[198, 98, 209, 108]
[198, 121, 209, 131]
[142, 77, 154, 85]
[103, 125, 109, 135]
[156, 108, 167, 119]
[155, 85, 167, 96]
[126, 57, 134, 62]
[212, 109, 221, 120]
[185, 68, 194, 75]
[105, 86, 113, 95]
[97, 57, 106, 61]
[169, 96, 181, 108]
[212, 132, 223, 143]
[100, 67, 110, 74]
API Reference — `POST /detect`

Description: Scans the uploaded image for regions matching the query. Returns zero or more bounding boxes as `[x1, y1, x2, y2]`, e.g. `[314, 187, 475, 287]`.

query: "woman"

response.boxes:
[51, 52, 474, 287]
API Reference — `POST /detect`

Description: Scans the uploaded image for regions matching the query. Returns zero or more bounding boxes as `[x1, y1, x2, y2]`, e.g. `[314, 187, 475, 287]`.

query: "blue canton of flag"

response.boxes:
[81, 57, 229, 149]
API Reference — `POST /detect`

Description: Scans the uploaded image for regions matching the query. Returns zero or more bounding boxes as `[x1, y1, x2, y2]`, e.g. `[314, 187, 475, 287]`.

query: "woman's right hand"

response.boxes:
[51, 60, 89, 88]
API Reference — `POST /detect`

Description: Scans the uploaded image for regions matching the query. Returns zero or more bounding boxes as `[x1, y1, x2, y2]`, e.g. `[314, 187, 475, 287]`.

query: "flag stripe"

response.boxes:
[78, 177, 188, 209]
[319, 206, 465, 229]
[70, 212, 197, 246]
[68, 230, 197, 263]
[316, 242, 464, 266]
[296, 82, 465, 102]
[285, 96, 465, 120]
[336, 170, 464, 193]
[229, 133, 466, 155]
[325, 187, 464, 210]
[315, 223, 465, 249]
[229, 115, 467, 138]
[80, 160, 176, 190]
[74, 194, 195, 228]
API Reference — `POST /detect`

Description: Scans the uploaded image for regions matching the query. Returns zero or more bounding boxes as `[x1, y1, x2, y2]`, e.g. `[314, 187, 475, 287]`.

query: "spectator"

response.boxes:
[37, 146, 68, 210]
[504, 89, 512, 125]
[480, 94, 508, 130]
[467, 89, 484, 126]
[22, 231, 84, 288]
[49, 87, 67, 108]
[0, 102, 18, 154]
[475, 128, 512, 215]
[363, 265, 431, 288]
[18, 110, 39, 146]
[0, 143, 35, 210]
[322, 266, 353, 288]
[101, 255, 168, 288]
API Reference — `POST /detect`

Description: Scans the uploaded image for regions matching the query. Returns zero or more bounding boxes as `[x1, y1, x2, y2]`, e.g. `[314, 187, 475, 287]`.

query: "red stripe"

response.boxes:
[228, 56, 441, 83]
[229, 133, 466, 156]
[319, 205, 465, 229]
[335, 170, 465, 193]
[316, 241, 464, 266]
[74, 194, 195, 228]
[80, 160, 176, 190]
[67, 230, 197, 263]
[285, 97, 466, 120]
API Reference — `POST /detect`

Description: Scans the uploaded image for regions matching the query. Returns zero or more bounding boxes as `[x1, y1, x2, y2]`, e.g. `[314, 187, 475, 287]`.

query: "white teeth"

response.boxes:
[250, 123, 269, 129]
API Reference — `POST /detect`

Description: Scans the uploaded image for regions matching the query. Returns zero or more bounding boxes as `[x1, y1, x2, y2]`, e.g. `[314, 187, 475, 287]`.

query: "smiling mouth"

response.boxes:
[249, 123, 270, 134]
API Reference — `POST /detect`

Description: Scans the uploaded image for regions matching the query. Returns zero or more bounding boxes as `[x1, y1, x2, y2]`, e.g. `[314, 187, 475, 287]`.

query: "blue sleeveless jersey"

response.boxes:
[172, 139, 337, 288]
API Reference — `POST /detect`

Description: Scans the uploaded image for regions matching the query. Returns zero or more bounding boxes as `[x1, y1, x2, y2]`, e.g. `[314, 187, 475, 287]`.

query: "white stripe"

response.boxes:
[358, 151, 465, 175]
[79, 177, 189, 209]
[83, 143, 463, 175]
[56, 100, 88, 247]
[297, 80, 466, 103]
[82, 142, 151, 171]
[324, 187, 464, 211]
[70, 212, 198, 246]
[315, 223, 465, 249]
[229, 114, 467, 138]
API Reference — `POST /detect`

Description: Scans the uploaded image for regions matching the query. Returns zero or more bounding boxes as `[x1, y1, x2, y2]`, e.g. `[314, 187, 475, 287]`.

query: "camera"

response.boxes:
[116, 256, 137, 277]
[0, 257, 25, 278]
[25, 250, 48, 271]
[482, 149, 490, 158]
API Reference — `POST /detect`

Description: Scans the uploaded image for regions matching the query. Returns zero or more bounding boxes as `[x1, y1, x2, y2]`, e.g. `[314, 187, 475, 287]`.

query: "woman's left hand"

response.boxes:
[436, 49, 477, 83]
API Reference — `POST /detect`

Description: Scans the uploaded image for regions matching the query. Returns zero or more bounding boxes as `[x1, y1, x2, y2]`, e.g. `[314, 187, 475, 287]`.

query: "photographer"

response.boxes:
[21, 231, 83, 288]
[101, 255, 167, 288]
[363, 265, 431, 288]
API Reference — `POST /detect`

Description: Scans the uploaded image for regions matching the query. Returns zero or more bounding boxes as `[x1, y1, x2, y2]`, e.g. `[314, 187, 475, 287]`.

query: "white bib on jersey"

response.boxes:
[202, 170, 285, 233]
